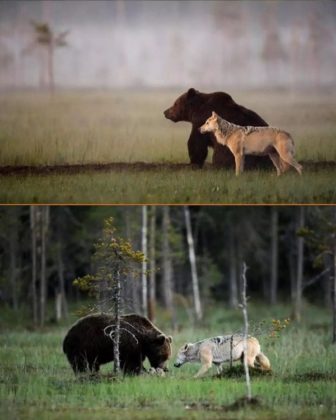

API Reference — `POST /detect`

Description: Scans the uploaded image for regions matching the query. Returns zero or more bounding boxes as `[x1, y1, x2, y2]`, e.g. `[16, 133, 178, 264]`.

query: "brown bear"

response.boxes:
[63, 313, 172, 375]
[164, 88, 272, 169]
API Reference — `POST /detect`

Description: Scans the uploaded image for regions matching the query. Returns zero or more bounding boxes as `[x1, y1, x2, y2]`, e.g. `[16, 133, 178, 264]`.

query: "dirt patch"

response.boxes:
[0, 160, 334, 177]
[216, 365, 273, 379]
[0, 162, 193, 176]
[184, 396, 262, 412]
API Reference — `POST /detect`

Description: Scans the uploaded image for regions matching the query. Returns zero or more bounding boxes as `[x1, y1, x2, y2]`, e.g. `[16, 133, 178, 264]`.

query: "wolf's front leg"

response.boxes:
[194, 348, 213, 378]
[234, 154, 243, 176]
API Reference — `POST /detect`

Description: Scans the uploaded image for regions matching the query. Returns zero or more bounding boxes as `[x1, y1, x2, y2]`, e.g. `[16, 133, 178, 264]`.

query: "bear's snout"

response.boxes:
[164, 108, 177, 122]
[164, 108, 172, 118]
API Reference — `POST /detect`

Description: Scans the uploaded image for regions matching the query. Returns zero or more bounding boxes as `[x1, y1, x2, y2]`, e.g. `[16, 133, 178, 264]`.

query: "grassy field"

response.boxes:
[0, 89, 336, 204]
[1, 303, 336, 419]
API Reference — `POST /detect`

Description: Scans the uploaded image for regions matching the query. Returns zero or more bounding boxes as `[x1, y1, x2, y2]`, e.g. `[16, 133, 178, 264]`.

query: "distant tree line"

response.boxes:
[0, 206, 335, 335]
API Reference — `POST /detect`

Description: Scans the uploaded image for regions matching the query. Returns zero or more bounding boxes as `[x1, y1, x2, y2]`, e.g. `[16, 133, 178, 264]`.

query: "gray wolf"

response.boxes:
[174, 334, 271, 378]
[199, 111, 302, 176]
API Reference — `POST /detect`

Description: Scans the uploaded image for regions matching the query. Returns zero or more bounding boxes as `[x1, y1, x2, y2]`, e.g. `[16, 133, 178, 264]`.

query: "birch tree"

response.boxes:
[29, 206, 49, 327]
[240, 262, 252, 400]
[184, 206, 202, 321]
[148, 206, 157, 321]
[162, 207, 176, 328]
[141, 206, 148, 317]
[293, 207, 305, 322]
[229, 226, 238, 308]
[270, 207, 279, 305]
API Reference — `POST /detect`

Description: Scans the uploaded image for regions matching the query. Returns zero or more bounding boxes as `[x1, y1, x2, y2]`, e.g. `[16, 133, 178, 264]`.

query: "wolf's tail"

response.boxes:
[256, 352, 271, 371]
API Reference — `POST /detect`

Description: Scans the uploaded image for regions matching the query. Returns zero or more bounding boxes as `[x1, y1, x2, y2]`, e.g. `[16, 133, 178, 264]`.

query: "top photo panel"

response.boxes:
[1, 0, 336, 205]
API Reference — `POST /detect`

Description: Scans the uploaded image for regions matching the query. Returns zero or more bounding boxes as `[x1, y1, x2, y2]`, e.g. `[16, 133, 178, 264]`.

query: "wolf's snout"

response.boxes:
[174, 362, 181, 368]
[164, 109, 170, 117]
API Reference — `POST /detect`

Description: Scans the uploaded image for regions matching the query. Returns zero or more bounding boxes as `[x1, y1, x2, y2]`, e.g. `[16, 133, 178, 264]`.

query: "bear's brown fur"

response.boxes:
[164, 88, 272, 169]
[63, 313, 172, 375]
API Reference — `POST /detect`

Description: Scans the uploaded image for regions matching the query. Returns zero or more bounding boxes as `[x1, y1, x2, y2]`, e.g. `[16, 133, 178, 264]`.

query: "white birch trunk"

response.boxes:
[241, 262, 252, 400]
[270, 207, 279, 305]
[148, 206, 156, 321]
[184, 206, 202, 321]
[141, 206, 148, 317]
[294, 207, 305, 322]
[30, 207, 38, 326]
[114, 268, 121, 374]
[332, 208, 336, 344]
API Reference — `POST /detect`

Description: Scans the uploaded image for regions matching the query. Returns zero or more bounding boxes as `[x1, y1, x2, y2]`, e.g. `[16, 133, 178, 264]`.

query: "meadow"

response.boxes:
[0, 89, 336, 204]
[1, 303, 336, 419]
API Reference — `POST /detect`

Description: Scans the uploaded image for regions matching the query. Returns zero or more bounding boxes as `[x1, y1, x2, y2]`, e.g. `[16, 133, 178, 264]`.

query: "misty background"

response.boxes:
[1, 0, 336, 91]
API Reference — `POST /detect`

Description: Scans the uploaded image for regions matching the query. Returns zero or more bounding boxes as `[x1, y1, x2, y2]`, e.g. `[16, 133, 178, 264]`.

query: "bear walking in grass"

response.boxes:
[63, 313, 172, 375]
[164, 88, 272, 169]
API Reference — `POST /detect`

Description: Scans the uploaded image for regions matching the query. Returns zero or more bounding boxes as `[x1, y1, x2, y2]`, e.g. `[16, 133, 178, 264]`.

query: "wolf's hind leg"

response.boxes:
[269, 152, 282, 176]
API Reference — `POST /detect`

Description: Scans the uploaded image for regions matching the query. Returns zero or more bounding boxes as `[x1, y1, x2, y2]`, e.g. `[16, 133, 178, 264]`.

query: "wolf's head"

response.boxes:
[199, 111, 219, 134]
[174, 343, 196, 368]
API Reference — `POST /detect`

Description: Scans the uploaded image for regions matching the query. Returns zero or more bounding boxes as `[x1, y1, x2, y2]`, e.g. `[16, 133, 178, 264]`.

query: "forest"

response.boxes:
[0, 205, 335, 332]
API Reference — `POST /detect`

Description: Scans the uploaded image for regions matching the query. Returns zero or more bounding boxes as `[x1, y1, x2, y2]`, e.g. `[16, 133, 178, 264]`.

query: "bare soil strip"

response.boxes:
[0, 161, 335, 176]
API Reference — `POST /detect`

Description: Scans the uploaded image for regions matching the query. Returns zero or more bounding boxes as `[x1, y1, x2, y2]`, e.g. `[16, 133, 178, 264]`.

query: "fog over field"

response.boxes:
[1, 0, 336, 90]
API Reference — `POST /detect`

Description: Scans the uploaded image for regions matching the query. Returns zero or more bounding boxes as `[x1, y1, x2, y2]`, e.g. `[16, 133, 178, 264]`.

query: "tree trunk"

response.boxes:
[47, 42, 54, 93]
[124, 207, 139, 313]
[141, 206, 148, 317]
[332, 208, 336, 344]
[270, 207, 279, 305]
[162, 207, 176, 328]
[148, 206, 156, 322]
[113, 268, 121, 374]
[241, 262, 252, 400]
[55, 291, 62, 322]
[332, 248, 336, 344]
[9, 209, 19, 311]
[57, 241, 68, 320]
[294, 207, 305, 322]
[184, 206, 202, 321]
[40, 206, 49, 327]
[229, 227, 238, 308]
[30, 207, 38, 326]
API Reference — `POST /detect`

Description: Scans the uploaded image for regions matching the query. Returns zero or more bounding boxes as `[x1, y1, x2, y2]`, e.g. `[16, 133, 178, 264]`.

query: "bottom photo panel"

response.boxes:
[1, 205, 336, 419]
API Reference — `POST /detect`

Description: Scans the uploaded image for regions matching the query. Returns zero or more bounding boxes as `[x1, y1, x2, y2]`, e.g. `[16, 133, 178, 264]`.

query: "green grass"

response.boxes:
[1, 89, 336, 204]
[1, 303, 336, 419]
[1, 167, 335, 204]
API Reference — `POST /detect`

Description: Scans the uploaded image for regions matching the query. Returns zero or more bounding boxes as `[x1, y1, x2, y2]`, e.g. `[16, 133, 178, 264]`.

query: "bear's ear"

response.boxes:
[167, 335, 173, 343]
[156, 334, 166, 345]
[187, 88, 198, 99]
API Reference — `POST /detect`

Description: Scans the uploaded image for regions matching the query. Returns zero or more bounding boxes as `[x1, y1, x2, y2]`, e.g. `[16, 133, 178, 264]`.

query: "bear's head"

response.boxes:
[146, 334, 172, 372]
[164, 88, 201, 123]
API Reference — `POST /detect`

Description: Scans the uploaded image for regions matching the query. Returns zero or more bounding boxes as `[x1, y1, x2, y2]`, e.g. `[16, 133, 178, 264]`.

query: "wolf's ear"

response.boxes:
[212, 111, 217, 118]
[183, 343, 191, 351]
[187, 88, 198, 99]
